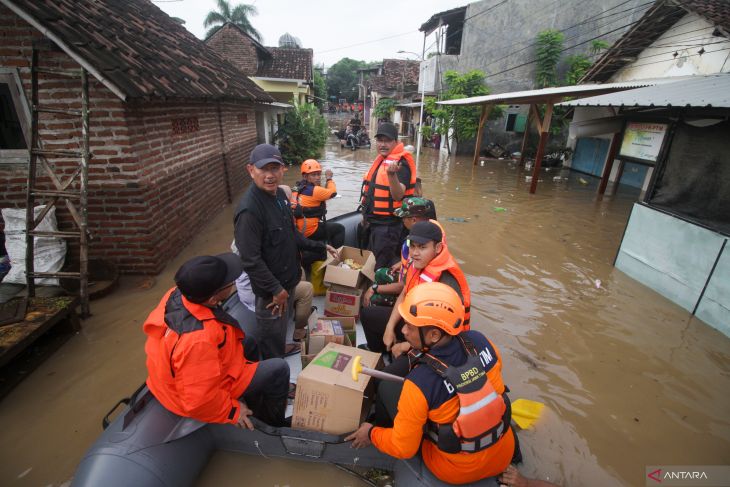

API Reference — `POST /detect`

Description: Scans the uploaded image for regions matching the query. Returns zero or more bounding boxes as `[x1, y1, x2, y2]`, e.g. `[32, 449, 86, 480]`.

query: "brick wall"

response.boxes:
[0, 5, 257, 275]
[205, 24, 260, 76]
[123, 99, 256, 273]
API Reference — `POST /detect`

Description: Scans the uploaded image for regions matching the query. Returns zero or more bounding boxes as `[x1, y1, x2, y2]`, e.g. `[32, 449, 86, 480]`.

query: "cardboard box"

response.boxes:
[324, 284, 363, 318]
[301, 315, 357, 367]
[323, 246, 376, 288]
[292, 342, 381, 435]
[308, 317, 349, 356]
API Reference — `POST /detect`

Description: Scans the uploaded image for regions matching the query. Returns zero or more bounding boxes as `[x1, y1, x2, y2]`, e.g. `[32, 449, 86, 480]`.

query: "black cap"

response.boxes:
[249, 144, 285, 168]
[174, 253, 243, 303]
[408, 221, 443, 244]
[375, 122, 398, 141]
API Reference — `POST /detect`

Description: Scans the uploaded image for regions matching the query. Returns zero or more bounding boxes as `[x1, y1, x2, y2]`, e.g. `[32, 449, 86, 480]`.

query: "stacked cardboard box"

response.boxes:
[322, 246, 375, 319]
[292, 342, 381, 435]
[301, 313, 357, 368]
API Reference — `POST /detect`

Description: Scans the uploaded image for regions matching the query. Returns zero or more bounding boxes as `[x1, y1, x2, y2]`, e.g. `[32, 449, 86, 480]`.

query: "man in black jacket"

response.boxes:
[234, 144, 335, 359]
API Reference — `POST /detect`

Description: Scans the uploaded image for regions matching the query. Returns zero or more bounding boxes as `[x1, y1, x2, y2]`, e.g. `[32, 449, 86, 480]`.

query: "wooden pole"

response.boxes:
[598, 132, 621, 195]
[472, 104, 491, 166]
[519, 109, 532, 164]
[529, 102, 553, 194]
[610, 160, 625, 195]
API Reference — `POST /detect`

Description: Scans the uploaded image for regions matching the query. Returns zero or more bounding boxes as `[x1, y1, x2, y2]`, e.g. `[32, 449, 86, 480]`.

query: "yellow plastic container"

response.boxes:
[310, 260, 327, 296]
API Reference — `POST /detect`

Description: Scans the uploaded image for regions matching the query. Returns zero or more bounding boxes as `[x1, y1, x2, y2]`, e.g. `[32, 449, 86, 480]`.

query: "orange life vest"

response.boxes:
[290, 179, 337, 237]
[415, 335, 510, 454]
[404, 242, 471, 329]
[361, 143, 417, 218]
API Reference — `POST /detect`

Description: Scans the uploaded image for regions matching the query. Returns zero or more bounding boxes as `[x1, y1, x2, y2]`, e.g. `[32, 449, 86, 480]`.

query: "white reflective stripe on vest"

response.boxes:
[459, 391, 498, 415]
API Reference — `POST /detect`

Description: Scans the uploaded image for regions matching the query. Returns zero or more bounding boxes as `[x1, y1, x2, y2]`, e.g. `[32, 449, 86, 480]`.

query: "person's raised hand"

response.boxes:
[385, 159, 401, 174]
[325, 169, 333, 179]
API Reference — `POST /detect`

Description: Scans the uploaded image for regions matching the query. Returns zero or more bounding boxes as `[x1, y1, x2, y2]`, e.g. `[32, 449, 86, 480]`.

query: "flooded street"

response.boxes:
[1, 134, 729, 487]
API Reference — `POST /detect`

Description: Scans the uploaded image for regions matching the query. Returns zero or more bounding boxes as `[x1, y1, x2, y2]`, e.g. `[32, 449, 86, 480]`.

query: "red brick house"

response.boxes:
[0, 0, 274, 274]
[205, 24, 314, 143]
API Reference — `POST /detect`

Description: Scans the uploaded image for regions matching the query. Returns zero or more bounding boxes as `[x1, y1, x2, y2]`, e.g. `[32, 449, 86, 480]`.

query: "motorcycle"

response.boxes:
[343, 128, 370, 151]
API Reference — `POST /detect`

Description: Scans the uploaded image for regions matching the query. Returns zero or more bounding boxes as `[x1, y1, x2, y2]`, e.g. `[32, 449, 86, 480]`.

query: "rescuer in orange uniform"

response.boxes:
[360, 122, 417, 269]
[144, 253, 290, 428]
[346, 282, 517, 485]
[291, 159, 345, 248]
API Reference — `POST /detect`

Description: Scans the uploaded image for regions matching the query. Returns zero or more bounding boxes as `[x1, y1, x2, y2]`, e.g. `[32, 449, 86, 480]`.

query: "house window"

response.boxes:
[0, 70, 31, 164]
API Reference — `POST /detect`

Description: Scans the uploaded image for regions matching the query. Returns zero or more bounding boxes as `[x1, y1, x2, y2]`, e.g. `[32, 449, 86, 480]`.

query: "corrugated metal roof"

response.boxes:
[558, 74, 730, 108]
[436, 79, 682, 107]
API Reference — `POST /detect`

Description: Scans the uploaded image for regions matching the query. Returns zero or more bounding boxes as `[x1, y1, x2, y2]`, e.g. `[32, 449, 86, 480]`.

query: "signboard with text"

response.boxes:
[619, 122, 668, 163]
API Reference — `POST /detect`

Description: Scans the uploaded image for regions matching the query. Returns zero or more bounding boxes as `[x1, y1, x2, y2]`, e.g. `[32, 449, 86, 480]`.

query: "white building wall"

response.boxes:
[611, 13, 730, 82]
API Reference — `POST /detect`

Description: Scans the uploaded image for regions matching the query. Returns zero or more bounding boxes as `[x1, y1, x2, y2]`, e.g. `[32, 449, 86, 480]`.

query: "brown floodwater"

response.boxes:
[1, 134, 729, 487]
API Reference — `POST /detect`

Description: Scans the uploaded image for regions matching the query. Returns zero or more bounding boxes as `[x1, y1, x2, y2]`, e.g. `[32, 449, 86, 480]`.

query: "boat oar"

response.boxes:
[511, 398, 545, 429]
[351, 356, 404, 383]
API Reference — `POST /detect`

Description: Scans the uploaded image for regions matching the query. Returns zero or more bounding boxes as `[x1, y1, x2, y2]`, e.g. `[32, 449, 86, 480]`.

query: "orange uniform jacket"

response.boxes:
[143, 288, 258, 424]
[292, 179, 337, 237]
[370, 330, 515, 484]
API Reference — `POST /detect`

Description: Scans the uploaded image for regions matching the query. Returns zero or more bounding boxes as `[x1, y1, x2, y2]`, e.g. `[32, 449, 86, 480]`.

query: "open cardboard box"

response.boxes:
[292, 342, 382, 435]
[301, 313, 356, 368]
[323, 246, 375, 288]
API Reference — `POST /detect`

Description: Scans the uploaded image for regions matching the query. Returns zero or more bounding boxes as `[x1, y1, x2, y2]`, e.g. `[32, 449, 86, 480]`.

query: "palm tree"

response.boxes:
[204, 0, 261, 41]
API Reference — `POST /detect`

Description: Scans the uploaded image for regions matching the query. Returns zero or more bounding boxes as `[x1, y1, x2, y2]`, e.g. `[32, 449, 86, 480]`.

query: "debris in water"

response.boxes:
[579, 177, 589, 185]
[493, 207, 507, 212]
[455, 186, 460, 191]
[553, 176, 562, 181]
[17, 468, 32, 479]
[446, 217, 468, 223]
[525, 176, 532, 182]
[595, 279, 602, 289]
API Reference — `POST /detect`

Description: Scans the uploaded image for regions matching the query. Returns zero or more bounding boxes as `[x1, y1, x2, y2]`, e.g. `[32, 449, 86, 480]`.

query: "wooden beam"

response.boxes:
[529, 102, 554, 194]
[519, 109, 532, 164]
[472, 104, 491, 166]
[598, 132, 621, 195]
[610, 159, 625, 195]
[530, 103, 544, 133]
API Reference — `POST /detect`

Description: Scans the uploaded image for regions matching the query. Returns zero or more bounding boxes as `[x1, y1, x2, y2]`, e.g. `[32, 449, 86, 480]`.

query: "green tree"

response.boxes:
[326, 58, 367, 102]
[373, 98, 397, 120]
[313, 69, 327, 110]
[424, 70, 502, 149]
[564, 39, 610, 85]
[204, 0, 261, 41]
[535, 29, 565, 88]
[275, 101, 328, 165]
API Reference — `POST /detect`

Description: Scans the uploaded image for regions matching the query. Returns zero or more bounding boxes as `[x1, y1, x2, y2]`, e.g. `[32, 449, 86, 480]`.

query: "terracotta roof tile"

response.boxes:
[5, 0, 274, 102]
[256, 47, 313, 81]
[583, 0, 730, 82]
[368, 59, 420, 95]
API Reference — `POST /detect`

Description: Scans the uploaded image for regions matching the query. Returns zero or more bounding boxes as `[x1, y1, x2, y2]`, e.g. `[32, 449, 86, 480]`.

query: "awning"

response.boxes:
[558, 74, 730, 108]
[436, 79, 681, 107]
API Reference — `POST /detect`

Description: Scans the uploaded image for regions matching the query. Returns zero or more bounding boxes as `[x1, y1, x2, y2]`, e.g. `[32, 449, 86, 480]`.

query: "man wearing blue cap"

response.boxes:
[234, 144, 336, 359]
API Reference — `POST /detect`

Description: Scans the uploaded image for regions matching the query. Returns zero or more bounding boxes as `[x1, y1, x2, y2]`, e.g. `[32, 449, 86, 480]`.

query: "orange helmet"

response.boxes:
[301, 159, 322, 174]
[398, 282, 465, 336]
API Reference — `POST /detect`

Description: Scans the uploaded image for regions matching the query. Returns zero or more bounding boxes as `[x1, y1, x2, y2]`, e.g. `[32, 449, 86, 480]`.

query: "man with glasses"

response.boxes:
[234, 144, 336, 359]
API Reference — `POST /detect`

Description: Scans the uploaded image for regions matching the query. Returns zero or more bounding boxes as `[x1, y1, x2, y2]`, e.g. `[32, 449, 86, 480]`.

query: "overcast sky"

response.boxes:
[154, 0, 468, 68]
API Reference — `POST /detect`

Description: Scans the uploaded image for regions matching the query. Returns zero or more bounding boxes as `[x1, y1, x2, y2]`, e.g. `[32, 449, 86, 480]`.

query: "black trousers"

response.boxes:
[368, 222, 406, 269]
[360, 305, 404, 353]
[309, 221, 345, 248]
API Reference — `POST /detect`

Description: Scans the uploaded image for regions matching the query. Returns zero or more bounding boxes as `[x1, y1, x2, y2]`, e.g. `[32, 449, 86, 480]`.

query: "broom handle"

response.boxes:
[360, 366, 404, 383]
